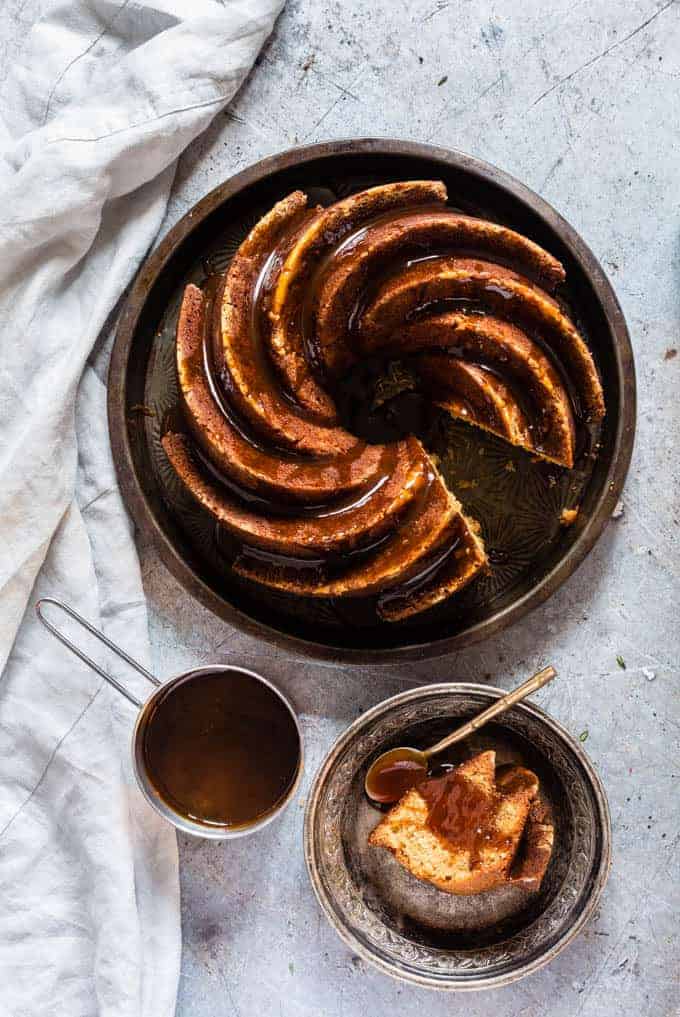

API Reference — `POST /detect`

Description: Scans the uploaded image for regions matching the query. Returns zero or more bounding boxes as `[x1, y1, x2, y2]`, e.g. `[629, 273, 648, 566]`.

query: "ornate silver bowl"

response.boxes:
[304, 683, 611, 990]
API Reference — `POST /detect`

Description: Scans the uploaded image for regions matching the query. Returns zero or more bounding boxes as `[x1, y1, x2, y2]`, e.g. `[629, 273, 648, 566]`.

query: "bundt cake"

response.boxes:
[368, 750, 554, 895]
[161, 181, 604, 621]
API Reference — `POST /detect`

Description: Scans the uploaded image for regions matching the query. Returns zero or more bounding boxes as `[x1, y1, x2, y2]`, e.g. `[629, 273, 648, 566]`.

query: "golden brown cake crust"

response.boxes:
[368, 751, 554, 895]
[267, 182, 448, 417]
[161, 432, 426, 558]
[176, 283, 388, 503]
[359, 257, 605, 421]
[233, 471, 483, 601]
[400, 313, 577, 467]
[313, 209, 566, 376]
[160, 179, 603, 621]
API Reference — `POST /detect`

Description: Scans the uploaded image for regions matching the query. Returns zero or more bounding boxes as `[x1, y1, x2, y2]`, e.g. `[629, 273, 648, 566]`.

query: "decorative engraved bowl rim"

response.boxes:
[108, 138, 636, 662]
[303, 682, 611, 991]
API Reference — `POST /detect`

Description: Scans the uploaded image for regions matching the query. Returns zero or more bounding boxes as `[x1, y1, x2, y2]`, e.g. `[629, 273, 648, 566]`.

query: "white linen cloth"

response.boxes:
[0, 2, 284, 1014]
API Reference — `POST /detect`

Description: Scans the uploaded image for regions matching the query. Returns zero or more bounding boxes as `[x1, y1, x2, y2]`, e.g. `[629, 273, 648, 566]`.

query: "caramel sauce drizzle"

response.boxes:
[419, 770, 511, 865]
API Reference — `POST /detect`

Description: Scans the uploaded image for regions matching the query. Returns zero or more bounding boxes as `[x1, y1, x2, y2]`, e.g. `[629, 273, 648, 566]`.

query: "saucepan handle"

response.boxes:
[35, 597, 160, 708]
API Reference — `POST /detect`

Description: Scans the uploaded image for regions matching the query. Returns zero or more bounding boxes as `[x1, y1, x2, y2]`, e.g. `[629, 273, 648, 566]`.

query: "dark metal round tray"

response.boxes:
[108, 140, 635, 662]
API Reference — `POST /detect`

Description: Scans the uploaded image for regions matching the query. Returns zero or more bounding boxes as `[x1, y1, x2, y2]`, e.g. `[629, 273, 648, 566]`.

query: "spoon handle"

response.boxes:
[423, 665, 557, 759]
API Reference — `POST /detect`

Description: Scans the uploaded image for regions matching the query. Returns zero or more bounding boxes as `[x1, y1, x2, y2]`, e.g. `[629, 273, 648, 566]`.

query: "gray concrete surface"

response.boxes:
[4, 1, 680, 1015]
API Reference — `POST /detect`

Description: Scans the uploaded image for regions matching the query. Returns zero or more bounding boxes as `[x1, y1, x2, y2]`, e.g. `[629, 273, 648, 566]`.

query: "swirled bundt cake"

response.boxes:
[161, 181, 604, 621]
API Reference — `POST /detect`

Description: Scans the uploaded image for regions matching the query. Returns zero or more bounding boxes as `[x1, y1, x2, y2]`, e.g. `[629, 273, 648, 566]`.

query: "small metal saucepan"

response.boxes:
[36, 598, 303, 840]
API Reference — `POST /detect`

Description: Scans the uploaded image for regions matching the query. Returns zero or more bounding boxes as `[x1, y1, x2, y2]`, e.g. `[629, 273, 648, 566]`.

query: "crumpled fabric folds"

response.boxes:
[0, 2, 284, 1014]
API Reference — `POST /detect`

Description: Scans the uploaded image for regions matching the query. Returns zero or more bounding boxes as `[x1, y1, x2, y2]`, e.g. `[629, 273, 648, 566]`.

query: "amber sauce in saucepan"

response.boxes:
[142, 670, 300, 829]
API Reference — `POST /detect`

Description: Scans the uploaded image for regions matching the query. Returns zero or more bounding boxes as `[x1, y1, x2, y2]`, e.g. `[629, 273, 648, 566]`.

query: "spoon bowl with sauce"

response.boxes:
[36, 599, 303, 839]
[364, 665, 556, 804]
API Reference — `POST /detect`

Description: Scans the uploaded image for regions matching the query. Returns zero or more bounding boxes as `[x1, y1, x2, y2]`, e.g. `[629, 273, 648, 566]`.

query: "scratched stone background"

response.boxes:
[2, 1, 679, 1015]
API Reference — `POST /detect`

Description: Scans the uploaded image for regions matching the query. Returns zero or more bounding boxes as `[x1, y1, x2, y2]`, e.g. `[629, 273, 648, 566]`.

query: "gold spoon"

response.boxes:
[364, 665, 557, 804]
